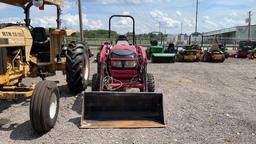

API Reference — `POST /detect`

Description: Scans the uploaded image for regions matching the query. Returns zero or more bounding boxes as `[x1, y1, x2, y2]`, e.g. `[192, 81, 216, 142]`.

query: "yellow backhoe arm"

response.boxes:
[0, 0, 63, 8]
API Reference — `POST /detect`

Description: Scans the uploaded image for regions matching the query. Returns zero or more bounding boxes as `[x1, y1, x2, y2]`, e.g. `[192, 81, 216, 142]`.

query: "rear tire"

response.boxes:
[30, 81, 60, 134]
[66, 41, 90, 93]
[147, 73, 155, 92]
[92, 73, 100, 91]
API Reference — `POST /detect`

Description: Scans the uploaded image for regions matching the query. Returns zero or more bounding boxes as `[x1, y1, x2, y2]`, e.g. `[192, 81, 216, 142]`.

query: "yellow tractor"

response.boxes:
[176, 45, 200, 62]
[176, 33, 202, 62]
[0, 0, 90, 133]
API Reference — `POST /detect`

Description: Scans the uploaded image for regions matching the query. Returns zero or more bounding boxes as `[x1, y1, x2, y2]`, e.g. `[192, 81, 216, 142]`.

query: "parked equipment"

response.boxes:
[248, 48, 256, 59]
[200, 43, 225, 62]
[176, 33, 202, 62]
[219, 44, 229, 58]
[236, 41, 256, 58]
[83, 15, 165, 129]
[0, 0, 90, 133]
[146, 32, 176, 63]
[176, 45, 200, 62]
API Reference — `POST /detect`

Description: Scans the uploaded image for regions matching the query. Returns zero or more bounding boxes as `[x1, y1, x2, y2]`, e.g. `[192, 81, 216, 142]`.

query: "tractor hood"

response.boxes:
[111, 45, 137, 59]
[111, 49, 136, 59]
[112, 45, 137, 53]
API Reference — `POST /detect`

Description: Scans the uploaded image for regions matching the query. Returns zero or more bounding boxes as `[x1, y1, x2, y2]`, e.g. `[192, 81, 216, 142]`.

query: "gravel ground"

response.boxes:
[1, 58, 256, 144]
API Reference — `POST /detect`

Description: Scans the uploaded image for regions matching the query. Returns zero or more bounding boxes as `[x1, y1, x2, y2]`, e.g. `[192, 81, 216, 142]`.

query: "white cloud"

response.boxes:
[0, 17, 22, 24]
[130, 0, 154, 4]
[176, 11, 182, 17]
[122, 11, 130, 15]
[29, 12, 103, 31]
[62, 13, 104, 30]
[63, 0, 77, 12]
[0, 3, 8, 10]
[31, 16, 57, 28]
[223, 17, 245, 26]
[203, 16, 218, 27]
[0, 0, 255, 34]
[183, 18, 194, 28]
[62, 13, 88, 28]
[130, 0, 143, 4]
[98, 0, 119, 5]
[150, 10, 179, 27]
[115, 11, 132, 25]
[93, 0, 153, 5]
[230, 12, 238, 17]
[89, 20, 103, 29]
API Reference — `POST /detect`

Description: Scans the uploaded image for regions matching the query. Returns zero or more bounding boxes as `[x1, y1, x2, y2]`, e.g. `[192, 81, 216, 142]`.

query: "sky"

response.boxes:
[0, 0, 255, 35]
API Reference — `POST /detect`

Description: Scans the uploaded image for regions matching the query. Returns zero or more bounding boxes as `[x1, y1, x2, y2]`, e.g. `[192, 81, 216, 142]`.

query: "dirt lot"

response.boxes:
[1, 58, 256, 144]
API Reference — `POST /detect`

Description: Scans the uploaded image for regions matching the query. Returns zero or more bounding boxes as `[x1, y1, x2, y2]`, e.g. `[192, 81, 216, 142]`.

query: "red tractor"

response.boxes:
[92, 15, 154, 92]
[81, 15, 164, 129]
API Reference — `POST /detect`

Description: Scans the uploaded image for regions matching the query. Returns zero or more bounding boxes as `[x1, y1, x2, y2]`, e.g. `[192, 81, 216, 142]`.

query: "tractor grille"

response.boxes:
[0, 47, 7, 75]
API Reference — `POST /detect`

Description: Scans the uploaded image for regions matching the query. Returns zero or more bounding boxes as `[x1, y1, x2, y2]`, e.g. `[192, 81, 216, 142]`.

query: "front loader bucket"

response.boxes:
[81, 92, 165, 129]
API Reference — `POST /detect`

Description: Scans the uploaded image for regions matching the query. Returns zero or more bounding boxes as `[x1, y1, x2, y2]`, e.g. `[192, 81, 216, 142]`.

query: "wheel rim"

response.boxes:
[49, 93, 57, 119]
[83, 53, 89, 80]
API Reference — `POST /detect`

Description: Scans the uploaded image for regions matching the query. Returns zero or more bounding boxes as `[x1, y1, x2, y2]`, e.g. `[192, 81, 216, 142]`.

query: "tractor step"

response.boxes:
[81, 91, 165, 129]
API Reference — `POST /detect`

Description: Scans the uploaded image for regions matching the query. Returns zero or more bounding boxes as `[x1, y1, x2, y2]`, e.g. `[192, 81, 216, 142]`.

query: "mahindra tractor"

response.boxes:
[80, 15, 165, 129]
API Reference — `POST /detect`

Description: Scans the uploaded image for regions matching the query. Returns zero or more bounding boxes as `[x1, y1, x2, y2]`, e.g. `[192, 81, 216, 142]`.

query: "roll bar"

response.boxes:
[109, 15, 136, 45]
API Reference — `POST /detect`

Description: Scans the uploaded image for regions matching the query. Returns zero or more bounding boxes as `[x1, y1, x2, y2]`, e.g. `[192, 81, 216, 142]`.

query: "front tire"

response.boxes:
[30, 81, 60, 134]
[66, 41, 90, 93]
[92, 73, 100, 91]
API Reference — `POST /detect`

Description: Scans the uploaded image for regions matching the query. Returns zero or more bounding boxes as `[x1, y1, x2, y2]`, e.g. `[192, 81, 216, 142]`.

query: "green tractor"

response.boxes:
[248, 48, 256, 59]
[221, 46, 229, 59]
[146, 32, 176, 63]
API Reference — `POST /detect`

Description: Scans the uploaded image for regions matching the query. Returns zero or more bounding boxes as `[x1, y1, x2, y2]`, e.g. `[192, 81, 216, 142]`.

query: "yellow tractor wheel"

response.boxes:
[30, 80, 60, 134]
[66, 41, 90, 93]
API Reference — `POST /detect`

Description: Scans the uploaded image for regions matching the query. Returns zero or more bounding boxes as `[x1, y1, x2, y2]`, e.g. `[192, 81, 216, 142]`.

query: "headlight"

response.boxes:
[111, 61, 122, 68]
[124, 61, 137, 68]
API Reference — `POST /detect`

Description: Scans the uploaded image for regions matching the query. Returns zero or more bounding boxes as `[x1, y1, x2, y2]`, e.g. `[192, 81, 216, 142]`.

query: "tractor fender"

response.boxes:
[99, 44, 110, 63]
[137, 46, 147, 64]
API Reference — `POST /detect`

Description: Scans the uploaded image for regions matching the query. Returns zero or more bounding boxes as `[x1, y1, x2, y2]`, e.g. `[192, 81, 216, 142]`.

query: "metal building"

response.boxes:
[203, 25, 256, 46]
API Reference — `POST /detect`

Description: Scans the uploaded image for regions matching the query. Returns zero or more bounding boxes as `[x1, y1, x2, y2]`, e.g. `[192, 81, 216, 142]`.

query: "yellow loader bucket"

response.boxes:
[80, 92, 165, 129]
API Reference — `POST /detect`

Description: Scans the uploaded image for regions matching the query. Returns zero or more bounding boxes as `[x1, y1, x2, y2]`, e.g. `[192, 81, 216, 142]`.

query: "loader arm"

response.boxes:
[0, 0, 63, 8]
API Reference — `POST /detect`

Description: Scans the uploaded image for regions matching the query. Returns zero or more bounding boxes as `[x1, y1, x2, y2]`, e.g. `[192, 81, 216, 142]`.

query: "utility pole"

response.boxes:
[158, 22, 161, 33]
[195, 0, 199, 33]
[78, 0, 84, 42]
[248, 11, 252, 42]
[181, 22, 183, 34]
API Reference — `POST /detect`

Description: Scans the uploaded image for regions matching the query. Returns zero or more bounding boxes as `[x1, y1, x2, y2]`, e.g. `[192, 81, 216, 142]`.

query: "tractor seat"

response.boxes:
[116, 40, 129, 45]
[31, 27, 50, 62]
[32, 27, 49, 44]
[116, 35, 130, 45]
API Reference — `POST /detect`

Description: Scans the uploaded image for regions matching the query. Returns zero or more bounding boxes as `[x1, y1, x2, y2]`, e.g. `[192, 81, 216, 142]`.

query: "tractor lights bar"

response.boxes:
[111, 61, 137, 68]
